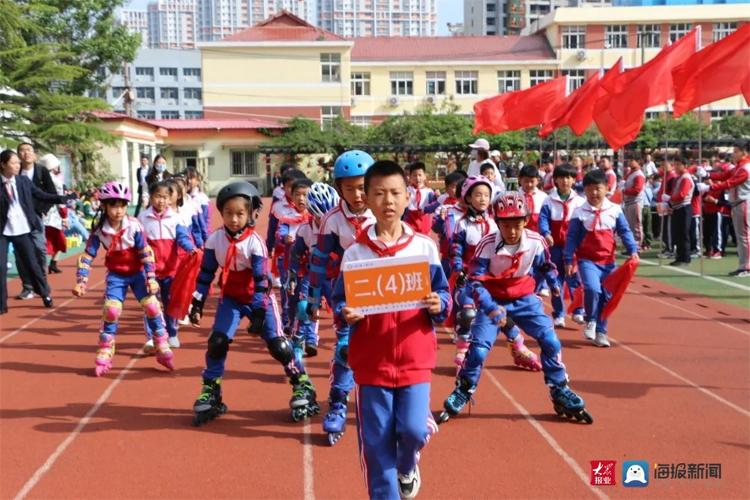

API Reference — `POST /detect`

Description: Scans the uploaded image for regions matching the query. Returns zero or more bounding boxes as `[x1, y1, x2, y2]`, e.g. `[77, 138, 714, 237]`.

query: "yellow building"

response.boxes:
[529, 4, 750, 116]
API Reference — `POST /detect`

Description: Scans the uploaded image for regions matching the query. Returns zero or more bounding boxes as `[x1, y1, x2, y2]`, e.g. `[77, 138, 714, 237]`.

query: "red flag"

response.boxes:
[540, 70, 603, 138]
[608, 27, 699, 125]
[567, 286, 584, 315]
[473, 76, 567, 134]
[593, 58, 643, 150]
[166, 249, 204, 319]
[672, 23, 750, 117]
[601, 258, 639, 320]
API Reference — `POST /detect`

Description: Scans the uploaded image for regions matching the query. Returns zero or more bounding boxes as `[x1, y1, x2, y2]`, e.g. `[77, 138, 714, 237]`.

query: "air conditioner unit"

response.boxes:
[576, 49, 587, 61]
[388, 96, 399, 107]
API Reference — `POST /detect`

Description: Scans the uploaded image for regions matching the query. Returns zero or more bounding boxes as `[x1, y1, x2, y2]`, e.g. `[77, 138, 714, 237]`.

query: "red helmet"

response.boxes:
[493, 192, 528, 219]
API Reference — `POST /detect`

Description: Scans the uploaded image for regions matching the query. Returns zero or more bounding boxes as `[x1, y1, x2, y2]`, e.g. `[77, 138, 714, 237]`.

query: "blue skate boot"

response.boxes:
[550, 384, 593, 424]
[322, 400, 347, 445]
[437, 378, 475, 424]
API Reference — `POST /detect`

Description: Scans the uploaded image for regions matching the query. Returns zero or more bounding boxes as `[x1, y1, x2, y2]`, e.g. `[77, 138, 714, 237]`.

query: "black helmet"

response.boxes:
[216, 181, 261, 211]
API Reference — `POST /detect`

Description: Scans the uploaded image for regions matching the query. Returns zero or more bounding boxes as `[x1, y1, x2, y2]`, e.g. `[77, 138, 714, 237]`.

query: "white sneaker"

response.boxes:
[398, 465, 421, 499]
[583, 321, 596, 341]
[553, 317, 565, 328]
[594, 332, 611, 348]
[272, 276, 282, 288]
[178, 315, 190, 326]
[168, 336, 180, 348]
[143, 339, 155, 354]
[572, 313, 585, 325]
[538, 288, 550, 297]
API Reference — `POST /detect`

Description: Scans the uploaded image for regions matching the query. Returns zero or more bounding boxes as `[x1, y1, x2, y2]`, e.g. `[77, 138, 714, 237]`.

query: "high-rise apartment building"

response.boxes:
[464, 0, 610, 36]
[318, 0, 437, 37]
[120, 10, 150, 46]
[147, 0, 198, 48]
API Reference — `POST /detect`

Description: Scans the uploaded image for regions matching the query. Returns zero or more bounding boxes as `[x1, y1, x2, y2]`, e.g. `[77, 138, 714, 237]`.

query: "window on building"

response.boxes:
[137, 110, 155, 119]
[487, 17, 495, 26]
[184, 111, 203, 119]
[390, 71, 414, 95]
[161, 110, 180, 119]
[135, 67, 154, 81]
[455, 71, 478, 95]
[426, 71, 446, 95]
[136, 87, 154, 103]
[529, 70, 553, 87]
[487, 3, 495, 11]
[111, 86, 128, 98]
[183, 68, 201, 80]
[637, 24, 661, 48]
[563, 69, 585, 93]
[321, 53, 341, 82]
[645, 111, 661, 120]
[562, 26, 585, 49]
[160, 87, 178, 103]
[605, 25, 628, 48]
[497, 70, 521, 93]
[184, 88, 202, 102]
[713, 22, 737, 42]
[89, 88, 107, 99]
[669, 23, 692, 43]
[160, 67, 178, 80]
[231, 150, 258, 176]
[321, 106, 342, 128]
[351, 116, 373, 128]
[710, 110, 732, 121]
[351, 72, 371, 96]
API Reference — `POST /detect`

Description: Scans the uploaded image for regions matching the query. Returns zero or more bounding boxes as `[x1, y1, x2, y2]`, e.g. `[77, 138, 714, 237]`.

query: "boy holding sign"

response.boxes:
[334, 160, 451, 500]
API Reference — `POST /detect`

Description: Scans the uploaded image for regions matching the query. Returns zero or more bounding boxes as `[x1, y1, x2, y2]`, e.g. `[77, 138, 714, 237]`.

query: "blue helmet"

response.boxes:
[306, 182, 339, 219]
[333, 150, 374, 180]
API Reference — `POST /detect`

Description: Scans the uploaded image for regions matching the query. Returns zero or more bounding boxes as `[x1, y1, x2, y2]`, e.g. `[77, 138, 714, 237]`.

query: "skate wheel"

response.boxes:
[328, 432, 343, 446]
[218, 403, 228, 415]
[437, 411, 451, 425]
[553, 405, 564, 417]
[291, 410, 304, 422]
[579, 410, 593, 424]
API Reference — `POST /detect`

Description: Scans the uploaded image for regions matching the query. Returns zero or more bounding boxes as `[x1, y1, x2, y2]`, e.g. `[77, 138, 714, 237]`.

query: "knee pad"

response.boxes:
[456, 306, 476, 331]
[102, 299, 122, 323]
[140, 294, 162, 319]
[207, 331, 231, 360]
[248, 308, 265, 335]
[266, 336, 293, 365]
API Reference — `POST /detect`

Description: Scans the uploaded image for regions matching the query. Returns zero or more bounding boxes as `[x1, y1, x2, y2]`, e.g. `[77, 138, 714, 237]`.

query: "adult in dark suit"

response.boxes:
[1, 150, 75, 314]
[134, 154, 150, 217]
[15, 142, 58, 299]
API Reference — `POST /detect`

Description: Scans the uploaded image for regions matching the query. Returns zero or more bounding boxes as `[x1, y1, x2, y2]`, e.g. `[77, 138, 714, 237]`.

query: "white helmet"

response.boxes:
[306, 182, 339, 219]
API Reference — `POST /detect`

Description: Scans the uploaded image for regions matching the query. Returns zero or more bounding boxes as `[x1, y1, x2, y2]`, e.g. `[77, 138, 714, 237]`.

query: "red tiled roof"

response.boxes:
[222, 10, 346, 42]
[90, 110, 161, 128]
[350, 35, 554, 62]
[148, 119, 286, 130]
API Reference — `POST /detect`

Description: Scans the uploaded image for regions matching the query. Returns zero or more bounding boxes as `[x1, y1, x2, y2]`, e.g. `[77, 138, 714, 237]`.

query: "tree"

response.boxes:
[714, 114, 750, 138]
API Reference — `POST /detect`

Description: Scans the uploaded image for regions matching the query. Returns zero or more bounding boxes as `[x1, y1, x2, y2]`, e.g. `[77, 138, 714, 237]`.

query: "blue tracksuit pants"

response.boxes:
[101, 271, 166, 341]
[578, 259, 615, 334]
[355, 383, 432, 500]
[549, 246, 583, 320]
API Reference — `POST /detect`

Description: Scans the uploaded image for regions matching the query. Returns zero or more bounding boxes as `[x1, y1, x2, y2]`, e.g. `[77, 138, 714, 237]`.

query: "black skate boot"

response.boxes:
[437, 377, 476, 424]
[290, 375, 321, 422]
[550, 383, 593, 424]
[193, 378, 227, 426]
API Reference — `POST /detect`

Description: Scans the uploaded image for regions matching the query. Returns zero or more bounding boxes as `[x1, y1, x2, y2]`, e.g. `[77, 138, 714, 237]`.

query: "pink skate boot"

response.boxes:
[508, 335, 542, 371]
[94, 334, 115, 377]
[153, 333, 175, 371]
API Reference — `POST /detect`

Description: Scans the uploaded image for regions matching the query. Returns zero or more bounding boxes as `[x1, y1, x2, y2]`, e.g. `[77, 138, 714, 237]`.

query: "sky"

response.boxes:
[123, 0, 463, 35]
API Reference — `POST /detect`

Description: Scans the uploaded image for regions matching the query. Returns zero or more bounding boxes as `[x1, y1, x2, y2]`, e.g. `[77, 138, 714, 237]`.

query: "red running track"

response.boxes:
[1, 199, 748, 499]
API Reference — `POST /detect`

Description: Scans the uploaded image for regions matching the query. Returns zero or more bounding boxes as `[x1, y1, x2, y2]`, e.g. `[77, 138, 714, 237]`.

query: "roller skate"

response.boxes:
[508, 335, 542, 371]
[437, 378, 475, 424]
[193, 378, 227, 426]
[323, 400, 347, 445]
[290, 375, 320, 422]
[142, 338, 155, 355]
[153, 334, 175, 370]
[550, 384, 593, 424]
[94, 334, 115, 377]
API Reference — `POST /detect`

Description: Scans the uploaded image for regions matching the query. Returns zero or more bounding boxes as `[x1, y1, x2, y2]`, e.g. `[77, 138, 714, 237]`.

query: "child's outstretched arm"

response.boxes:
[189, 248, 219, 325]
[248, 253, 273, 335]
[424, 192, 441, 214]
[175, 223, 196, 253]
[532, 244, 560, 295]
[450, 226, 467, 275]
[427, 257, 451, 323]
[309, 221, 341, 311]
[134, 230, 159, 295]
[73, 233, 100, 296]
[538, 202, 553, 246]
[615, 212, 639, 257]
[563, 217, 586, 269]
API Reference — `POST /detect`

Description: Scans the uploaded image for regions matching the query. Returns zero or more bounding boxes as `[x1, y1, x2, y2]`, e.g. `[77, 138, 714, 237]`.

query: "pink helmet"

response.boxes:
[98, 181, 131, 203]
[461, 175, 493, 201]
[493, 192, 528, 219]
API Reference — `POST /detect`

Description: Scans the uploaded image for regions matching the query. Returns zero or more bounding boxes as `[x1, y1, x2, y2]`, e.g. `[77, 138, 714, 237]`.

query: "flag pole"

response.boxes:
[698, 106, 705, 276]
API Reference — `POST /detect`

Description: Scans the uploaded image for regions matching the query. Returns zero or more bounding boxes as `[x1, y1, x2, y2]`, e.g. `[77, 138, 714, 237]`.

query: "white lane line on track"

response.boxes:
[0, 278, 106, 345]
[484, 370, 609, 500]
[639, 258, 750, 292]
[631, 289, 749, 337]
[303, 418, 315, 500]
[13, 351, 142, 500]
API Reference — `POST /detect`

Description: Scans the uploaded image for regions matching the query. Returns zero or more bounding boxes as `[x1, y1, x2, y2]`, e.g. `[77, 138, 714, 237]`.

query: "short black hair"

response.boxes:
[445, 170, 467, 188]
[364, 160, 406, 193]
[16, 142, 33, 153]
[291, 178, 313, 193]
[282, 168, 307, 186]
[735, 138, 750, 152]
[480, 162, 495, 174]
[553, 163, 577, 179]
[408, 161, 426, 174]
[583, 169, 607, 187]
[149, 180, 173, 196]
[519, 165, 539, 179]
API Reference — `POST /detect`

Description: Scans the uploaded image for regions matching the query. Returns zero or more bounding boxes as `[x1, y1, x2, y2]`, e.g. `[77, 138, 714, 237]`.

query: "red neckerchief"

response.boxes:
[278, 205, 311, 225]
[412, 185, 422, 210]
[342, 201, 367, 239]
[587, 204, 604, 231]
[466, 210, 490, 237]
[224, 226, 254, 273]
[500, 251, 526, 278]
[104, 218, 127, 256]
[356, 224, 414, 257]
[444, 196, 458, 206]
[524, 190, 535, 216]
